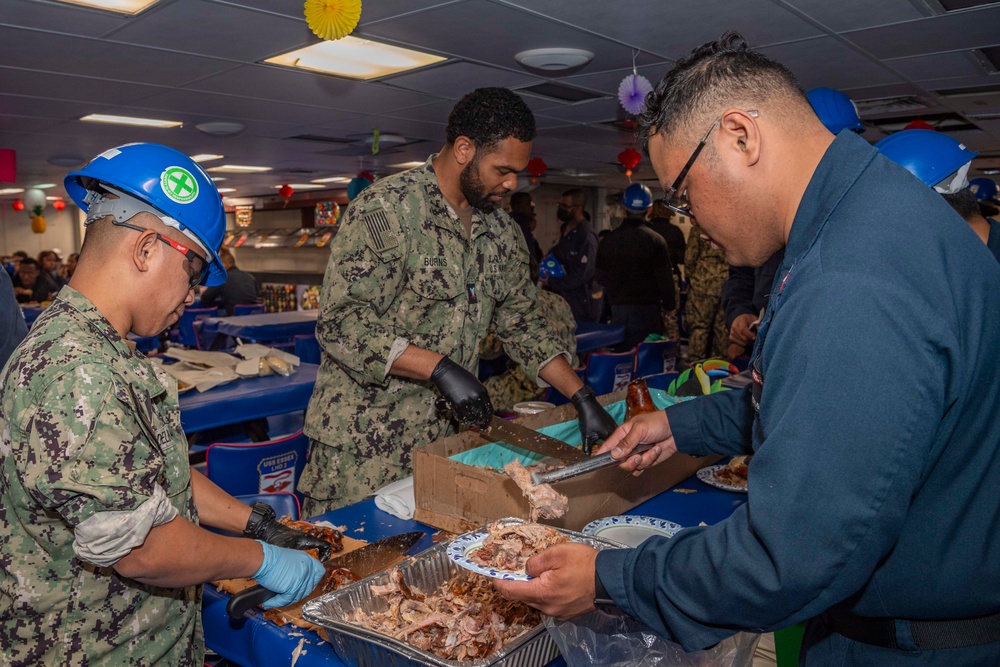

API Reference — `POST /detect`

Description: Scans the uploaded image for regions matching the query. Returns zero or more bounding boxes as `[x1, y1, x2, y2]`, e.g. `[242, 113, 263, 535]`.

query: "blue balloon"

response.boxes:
[347, 176, 372, 201]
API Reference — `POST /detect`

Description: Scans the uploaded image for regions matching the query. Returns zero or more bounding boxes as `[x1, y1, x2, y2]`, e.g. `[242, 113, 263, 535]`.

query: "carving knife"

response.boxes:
[485, 416, 588, 464]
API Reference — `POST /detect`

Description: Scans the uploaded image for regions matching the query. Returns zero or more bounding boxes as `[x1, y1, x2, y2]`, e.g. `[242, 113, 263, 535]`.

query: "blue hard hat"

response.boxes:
[875, 130, 977, 194]
[969, 177, 998, 202]
[807, 88, 863, 134]
[623, 183, 652, 211]
[65, 143, 227, 287]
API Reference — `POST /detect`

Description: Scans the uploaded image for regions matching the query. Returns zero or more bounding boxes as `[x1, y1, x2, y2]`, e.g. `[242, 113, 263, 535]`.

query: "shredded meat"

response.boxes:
[280, 518, 345, 556]
[503, 460, 568, 521]
[713, 455, 752, 488]
[468, 521, 569, 572]
[263, 566, 357, 626]
[351, 568, 540, 661]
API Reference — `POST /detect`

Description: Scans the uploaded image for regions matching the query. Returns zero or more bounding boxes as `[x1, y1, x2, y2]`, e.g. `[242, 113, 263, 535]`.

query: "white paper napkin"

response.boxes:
[373, 476, 415, 520]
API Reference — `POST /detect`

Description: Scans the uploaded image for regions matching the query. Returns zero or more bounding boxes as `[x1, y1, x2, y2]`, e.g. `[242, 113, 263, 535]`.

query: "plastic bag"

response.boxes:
[545, 608, 759, 667]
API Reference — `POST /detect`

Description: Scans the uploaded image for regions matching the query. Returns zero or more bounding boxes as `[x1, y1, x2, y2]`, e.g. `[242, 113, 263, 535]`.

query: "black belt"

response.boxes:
[822, 610, 1000, 651]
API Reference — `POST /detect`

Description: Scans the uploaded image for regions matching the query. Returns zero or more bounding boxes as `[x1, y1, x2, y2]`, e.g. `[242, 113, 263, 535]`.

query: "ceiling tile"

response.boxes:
[0, 67, 165, 106]
[110, 0, 312, 61]
[2, 0, 131, 37]
[564, 63, 673, 99]
[842, 6, 1000, 59]
[0, 94, 111, 121]
[780, 0, 928, 32]
[385, 61, 542, 97]
[533, 97, 620, 124]
[382, 100, 455, 123]
[499, 0, 822, 56]
[886, 51, 987, 81]
[760, 37, 903, 89]
[360, 0, 660, 75]
[186, 65, 442, 111]
[127, 89, 358, 127]
[0, 26, 237, 86]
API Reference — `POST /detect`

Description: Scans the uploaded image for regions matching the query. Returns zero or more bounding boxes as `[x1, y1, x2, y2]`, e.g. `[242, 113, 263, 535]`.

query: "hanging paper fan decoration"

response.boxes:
[618, 73, 654, 115]
[304, 0, 363, 42]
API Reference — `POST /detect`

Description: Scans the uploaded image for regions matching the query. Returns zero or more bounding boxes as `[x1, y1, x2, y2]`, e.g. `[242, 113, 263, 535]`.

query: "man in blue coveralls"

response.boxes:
[497, 32, 1000, 664]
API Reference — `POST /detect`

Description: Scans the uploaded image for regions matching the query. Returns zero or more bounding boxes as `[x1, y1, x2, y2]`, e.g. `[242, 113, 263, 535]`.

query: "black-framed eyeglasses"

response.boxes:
[661, 110, 758, 221]
[114, 220, 208, 289]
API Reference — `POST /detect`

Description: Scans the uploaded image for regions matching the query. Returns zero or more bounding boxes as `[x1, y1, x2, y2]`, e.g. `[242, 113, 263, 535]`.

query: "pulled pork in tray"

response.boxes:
[351, 568, 541, 661]
[503, 460, 568, 521]
[468, 521, 569, 572]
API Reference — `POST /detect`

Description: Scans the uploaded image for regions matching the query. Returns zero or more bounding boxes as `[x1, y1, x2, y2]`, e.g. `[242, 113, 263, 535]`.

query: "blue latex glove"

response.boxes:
[253, 540, 325, 609]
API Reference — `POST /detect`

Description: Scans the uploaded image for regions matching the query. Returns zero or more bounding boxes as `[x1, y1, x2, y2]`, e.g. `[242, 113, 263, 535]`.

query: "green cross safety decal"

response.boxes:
[160, 166, 199, 204]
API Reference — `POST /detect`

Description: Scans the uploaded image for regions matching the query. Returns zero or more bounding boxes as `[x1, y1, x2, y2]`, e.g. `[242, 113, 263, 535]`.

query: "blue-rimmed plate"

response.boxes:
[697, 464, 748, 493]
[446, 529, 536, 581]
[582, 515, 683, 548]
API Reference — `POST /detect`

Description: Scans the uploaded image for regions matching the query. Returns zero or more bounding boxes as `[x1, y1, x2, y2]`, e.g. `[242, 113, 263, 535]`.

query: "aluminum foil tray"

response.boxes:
[303, 517, 622, 667]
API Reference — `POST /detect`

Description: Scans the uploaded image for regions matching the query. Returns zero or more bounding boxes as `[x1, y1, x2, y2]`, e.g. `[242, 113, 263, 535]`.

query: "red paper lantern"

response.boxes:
[904, 119, 935, 131]
[278, 184, 294, 199]
[52, 199, 66, 211]
[618, 148, 642, 179]
[357, 170, 375, 183]
[527, 157, 547, 178]
[11, 199, 24, 212]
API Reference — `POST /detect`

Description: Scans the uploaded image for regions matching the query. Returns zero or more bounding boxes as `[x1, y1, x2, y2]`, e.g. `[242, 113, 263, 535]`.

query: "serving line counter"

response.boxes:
[201, 310, 320, 344]
[202, 473, 747, 667]
[179, 363, 318, 434]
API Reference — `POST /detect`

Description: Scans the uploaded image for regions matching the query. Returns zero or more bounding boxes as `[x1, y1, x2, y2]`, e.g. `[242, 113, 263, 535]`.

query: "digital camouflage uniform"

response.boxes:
[0, 287, 201, 666]
[684, 233, 730, 360]
[481, 289, 578, 412]
[301, 157, 569, 515]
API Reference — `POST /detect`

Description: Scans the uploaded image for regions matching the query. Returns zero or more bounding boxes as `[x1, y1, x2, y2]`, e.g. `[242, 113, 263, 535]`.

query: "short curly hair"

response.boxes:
[446, 88, 536, 153]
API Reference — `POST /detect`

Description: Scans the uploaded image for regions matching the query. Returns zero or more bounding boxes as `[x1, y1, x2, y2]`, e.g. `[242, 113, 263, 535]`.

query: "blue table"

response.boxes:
[20, 306, 44, 325]
[202, 473, 746, 667]
[575, 322, 625, 354]
[202, 311, 318, 343]
[179, 363, 318, 434]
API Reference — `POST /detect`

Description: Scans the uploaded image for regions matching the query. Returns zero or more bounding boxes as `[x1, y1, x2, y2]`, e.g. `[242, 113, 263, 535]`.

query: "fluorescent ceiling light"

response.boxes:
[33, 183, 57, 189]
[311, 176, 351, 183]
[81, 113, 182, 128]
[191, 154, 224, 163]
[45, 196, 64, 201]
[56, 0, 159, 14]
[390, 161, 425, 169]
[206, 165, 273, 173]
[265, 36, 446, 81]
[275, 183, 325, 190]
[0, 188, 24, 195]
[211, 177, 227, 182]
[216, 188, 237, 193]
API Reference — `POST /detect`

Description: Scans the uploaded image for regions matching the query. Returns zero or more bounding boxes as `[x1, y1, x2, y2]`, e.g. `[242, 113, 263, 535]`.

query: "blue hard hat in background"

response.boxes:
[623, 183, 652, 212]
[969, 177, 998, 202]
[65, 143, 228, 286]
[875, 130, 977, 193]
[807, 87, 864, 134]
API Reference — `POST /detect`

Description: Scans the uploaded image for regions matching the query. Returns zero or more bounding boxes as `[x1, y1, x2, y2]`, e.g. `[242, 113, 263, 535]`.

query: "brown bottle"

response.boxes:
[624, 379, 658, 421]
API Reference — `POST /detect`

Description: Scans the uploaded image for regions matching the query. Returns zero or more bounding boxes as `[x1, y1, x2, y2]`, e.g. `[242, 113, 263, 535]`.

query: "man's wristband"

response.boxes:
[594, 569, 615, 609]
[243, 502, 276, 538]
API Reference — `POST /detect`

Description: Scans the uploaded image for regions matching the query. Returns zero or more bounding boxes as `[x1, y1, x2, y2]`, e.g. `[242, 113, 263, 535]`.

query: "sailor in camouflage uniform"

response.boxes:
[0, 144, 329, 666]
[302, 89, 617, 515]
[481, 272, 578, 412]
[684, 231, 731, 360]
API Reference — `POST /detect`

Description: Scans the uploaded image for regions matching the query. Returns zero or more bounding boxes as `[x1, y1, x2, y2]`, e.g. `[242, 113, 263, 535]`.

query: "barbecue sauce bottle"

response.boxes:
[624, 378, 658, 421]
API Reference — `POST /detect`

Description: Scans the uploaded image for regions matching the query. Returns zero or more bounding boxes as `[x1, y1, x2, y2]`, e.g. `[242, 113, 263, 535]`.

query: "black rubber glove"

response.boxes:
[571, 385, 618, 455]
[243, 503, 333, 561]
[430, 356, 494, 429]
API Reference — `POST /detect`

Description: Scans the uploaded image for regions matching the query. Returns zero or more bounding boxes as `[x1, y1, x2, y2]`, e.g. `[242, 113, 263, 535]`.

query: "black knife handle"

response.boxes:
[226, 584, 277, 619]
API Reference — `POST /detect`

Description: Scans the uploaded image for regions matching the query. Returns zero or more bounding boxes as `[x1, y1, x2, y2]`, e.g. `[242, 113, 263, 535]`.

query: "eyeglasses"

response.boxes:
[114, 220, 208, 289]
[661, 110, 758, 221]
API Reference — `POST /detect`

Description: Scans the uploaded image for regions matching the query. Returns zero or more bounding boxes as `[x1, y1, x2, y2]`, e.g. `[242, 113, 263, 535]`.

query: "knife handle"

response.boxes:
[226, 584, 277, 619]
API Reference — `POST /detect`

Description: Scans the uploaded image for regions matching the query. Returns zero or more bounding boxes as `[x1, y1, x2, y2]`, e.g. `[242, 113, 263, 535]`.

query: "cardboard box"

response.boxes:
[413, 390, 722, 533]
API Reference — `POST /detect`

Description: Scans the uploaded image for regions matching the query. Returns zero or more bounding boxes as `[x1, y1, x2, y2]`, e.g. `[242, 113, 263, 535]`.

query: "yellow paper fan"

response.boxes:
[304, 0, 362, 41]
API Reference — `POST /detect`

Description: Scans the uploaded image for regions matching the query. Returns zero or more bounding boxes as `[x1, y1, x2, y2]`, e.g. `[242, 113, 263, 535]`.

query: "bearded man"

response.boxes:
[299, 88, 616, 515]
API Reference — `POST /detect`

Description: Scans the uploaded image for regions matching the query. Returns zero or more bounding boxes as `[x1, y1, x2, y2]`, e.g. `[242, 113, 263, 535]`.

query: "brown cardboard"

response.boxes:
[413, 390, 722, 533]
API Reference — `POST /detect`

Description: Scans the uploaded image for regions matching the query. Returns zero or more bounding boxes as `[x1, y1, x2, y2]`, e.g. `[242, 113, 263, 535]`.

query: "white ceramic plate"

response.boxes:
[697, 464, 748, 493]
[447, 529, 571, 581]
[581, 515, 682, 548]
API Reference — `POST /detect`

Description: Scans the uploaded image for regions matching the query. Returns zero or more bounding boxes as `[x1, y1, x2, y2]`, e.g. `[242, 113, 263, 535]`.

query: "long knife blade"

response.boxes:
[226, 530, 425, 619]
[486, 416, 588, 464]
